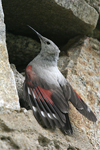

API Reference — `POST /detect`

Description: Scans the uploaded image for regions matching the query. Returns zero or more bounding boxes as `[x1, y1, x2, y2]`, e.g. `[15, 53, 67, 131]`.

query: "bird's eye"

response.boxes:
[47, 41, 50, 45]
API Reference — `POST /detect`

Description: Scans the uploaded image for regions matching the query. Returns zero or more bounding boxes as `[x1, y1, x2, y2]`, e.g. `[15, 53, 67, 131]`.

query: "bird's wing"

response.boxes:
[24, 65, 72, 132]
[60, 82, 97, 122]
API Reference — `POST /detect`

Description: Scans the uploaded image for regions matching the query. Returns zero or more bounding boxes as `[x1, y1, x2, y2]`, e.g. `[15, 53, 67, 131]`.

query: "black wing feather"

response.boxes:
[34, 87, 55, 128]
[62, 83, 97, 122]
[30, 87, 51, 128]
[36, 87, 63, 128]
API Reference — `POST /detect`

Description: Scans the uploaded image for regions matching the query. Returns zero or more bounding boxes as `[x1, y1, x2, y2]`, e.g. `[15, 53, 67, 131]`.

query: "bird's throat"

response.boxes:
[40, 53, 59, 66]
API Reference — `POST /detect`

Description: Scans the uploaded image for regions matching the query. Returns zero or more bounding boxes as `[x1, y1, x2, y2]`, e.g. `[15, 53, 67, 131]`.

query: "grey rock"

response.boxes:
[7, 33, 41, 70]
[0, 0, 20, 111]
[10, 64, 30, 110]
[64, 37, 100, 150]
[0, 109, 94, 150]
[93, 28, 100, 40]
[2, 0, 99, 45]
[85, 0, 100, 40]
[89, 37, 100, 52]
[85, 0, 100, 13]
[10, 64, 25, 100]
[56, 0, 98, 26]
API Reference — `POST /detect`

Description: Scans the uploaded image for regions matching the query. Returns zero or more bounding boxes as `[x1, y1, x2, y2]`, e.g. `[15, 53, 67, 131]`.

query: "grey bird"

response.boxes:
[23, 25, 97, 135]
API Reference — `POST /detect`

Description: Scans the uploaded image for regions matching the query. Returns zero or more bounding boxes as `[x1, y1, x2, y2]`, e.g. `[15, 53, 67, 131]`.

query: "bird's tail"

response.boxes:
[69, 87, 97, 122]
[60, 83, 97, 122]
[61, 113, 73, 135]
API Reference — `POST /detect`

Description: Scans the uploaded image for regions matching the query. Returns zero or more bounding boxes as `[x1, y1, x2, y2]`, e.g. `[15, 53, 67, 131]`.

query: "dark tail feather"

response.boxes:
[70, 88, 97, 122]
[61, 113, 73, 135]
[60, 83, 97, 123]
[76, 98, 97, 122]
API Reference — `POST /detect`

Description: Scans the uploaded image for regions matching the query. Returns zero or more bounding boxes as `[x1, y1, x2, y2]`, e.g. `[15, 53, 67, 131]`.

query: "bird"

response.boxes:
[23, 25, 97, 135]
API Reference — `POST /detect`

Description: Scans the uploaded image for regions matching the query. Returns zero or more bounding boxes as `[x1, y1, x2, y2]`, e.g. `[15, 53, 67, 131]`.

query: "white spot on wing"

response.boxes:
[31, 89, 36, 98]
[41, 112, 57, 120]
[87, 106, 91, 112]
[41, 111, 46, 117]
[53, 114, 57, 119]
[32, 106, 37, 112]
[28, 87, 36, 99]
[28, 87, 31, 95]
[47, 113, 53, 119]
[78, 107, 84, 110]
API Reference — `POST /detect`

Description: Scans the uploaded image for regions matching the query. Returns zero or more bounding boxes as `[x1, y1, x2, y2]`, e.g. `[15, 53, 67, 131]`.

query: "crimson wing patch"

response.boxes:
[24, 65, 72, 133]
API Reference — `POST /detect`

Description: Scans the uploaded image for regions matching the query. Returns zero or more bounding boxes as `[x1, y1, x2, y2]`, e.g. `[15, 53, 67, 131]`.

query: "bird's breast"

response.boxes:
[33, 65, 65, 87]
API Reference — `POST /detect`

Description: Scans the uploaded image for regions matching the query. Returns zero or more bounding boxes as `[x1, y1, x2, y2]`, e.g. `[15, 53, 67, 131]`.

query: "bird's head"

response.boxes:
[27, 25, 60, 59]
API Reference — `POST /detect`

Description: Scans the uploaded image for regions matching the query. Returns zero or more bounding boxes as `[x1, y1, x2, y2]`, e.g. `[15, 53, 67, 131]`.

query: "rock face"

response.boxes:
[0, 109, 94, 150]
[86, 0, 100, 41]
[10, 64, 25, 101]
[6, 33, 41, 70]
[2, 0, 99, 45]
[60, 37, 100, 150]
[85, 0, 100, 14]
[0, 0, 20, 111]
[10, 64, 30, 110]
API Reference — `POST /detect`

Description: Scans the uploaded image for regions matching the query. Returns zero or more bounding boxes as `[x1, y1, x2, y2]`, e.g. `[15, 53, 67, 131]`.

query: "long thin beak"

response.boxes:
[27, 25, 43, 40]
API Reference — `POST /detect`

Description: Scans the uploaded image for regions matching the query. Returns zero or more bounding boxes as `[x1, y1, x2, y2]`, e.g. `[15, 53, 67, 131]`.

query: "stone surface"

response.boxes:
[6, 33, 41, 70]
[0, 109, 94, 150]
[10, 64, 30, 110]
[56, 0, 98, 26]
[85, 0, 100, 40]
[2, 0, 99, 45]
[61, 37, 100, 150]
[85, 0, 100, 13]
[10, 64, 25, 100]
[0, 0, 20, 111]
